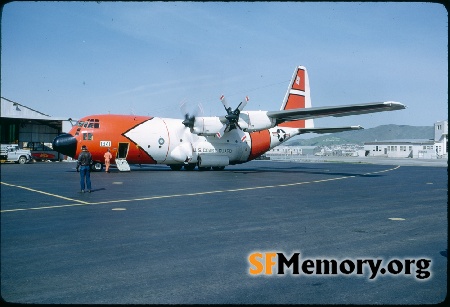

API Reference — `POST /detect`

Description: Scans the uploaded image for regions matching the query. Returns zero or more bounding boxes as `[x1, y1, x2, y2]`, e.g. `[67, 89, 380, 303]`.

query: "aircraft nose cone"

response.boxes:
[52, 133, 77, 158]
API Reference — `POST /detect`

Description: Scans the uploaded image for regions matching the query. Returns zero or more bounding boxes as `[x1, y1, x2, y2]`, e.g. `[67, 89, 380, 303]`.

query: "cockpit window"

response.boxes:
[79, 118, 100, 129]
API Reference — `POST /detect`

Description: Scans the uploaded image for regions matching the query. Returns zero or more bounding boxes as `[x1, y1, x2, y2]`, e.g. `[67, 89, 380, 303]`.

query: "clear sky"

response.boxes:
[1, 1, 448, 129]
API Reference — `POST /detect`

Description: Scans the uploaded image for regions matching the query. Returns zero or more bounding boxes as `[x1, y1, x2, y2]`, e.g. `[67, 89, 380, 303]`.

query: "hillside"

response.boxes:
[285, 124, 434, 146]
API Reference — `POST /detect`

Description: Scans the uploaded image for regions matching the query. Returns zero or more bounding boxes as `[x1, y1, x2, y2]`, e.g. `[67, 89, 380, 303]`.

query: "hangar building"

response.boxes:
[1, 97, 74, 161]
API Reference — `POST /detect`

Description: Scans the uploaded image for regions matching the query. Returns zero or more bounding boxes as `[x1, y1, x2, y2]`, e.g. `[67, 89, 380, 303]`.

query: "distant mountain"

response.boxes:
[285, 124, 434, 146]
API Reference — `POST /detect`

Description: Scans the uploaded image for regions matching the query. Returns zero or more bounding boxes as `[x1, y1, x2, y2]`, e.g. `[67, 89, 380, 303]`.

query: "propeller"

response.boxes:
[217, 95, 249, 140]
[182, 113, 196, 128]
[181, 101, 203, 129]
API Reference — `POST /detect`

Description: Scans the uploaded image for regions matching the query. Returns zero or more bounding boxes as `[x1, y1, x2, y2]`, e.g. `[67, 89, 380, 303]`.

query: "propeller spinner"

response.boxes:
[182, 113, 196, 128]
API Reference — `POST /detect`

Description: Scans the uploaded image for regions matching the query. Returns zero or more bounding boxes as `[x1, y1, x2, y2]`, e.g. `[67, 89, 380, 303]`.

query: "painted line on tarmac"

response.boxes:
[1, 165, 400, 213]
[0, 202, 94, 213]
[0, 182, 90, 212]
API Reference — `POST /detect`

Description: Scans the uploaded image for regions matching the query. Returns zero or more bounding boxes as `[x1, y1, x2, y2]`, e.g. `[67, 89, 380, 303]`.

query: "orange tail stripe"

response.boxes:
[279, 94, 306, 128]
[284, 94, 305, 110]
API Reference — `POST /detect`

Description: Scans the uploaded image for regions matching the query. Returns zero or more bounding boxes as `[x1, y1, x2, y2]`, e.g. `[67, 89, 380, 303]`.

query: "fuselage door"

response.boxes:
[117, 143, 129, 159]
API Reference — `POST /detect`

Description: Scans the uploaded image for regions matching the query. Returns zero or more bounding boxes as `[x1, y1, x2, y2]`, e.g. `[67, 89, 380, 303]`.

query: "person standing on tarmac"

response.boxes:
[104, 148, 113, 173]
[77, 145, 92, 193]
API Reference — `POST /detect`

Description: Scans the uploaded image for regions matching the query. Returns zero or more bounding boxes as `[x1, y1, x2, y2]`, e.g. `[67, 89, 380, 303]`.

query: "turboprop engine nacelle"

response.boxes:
[192, 111, 275, 136]
[239, 111, 275, 132]
[192, 117, 224, 136]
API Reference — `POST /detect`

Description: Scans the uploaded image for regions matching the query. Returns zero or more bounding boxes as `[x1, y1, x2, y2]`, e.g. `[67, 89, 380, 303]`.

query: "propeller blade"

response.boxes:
[237, 96, 249, 112]
[180, 100, 188, 116]
[220, 95, 232, 114]
[236, 127, 247, 142]
[196, 103, 205, 117]
[216, 124, 227, 139]
[234, 120, 243, 131]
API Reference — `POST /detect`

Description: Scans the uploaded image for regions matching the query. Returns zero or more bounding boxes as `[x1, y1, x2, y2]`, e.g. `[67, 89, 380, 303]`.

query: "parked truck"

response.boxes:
[0, 144, 33, 164]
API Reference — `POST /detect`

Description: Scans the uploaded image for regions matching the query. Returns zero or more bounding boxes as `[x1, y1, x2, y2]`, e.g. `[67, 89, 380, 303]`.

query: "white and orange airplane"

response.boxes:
[52, 66, 405, 171]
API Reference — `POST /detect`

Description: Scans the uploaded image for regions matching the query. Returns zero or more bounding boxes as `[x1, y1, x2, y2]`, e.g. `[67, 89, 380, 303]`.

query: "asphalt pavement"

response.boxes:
[1, 160, 447, 304]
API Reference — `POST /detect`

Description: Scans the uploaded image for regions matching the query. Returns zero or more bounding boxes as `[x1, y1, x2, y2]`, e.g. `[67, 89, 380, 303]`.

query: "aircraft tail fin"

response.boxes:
[278, 66, 314, 128]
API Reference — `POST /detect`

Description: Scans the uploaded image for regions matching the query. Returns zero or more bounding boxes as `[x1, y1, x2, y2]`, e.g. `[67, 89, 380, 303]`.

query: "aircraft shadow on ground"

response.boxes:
[231, 168, 383, 178]
[100, 164, 385, 178]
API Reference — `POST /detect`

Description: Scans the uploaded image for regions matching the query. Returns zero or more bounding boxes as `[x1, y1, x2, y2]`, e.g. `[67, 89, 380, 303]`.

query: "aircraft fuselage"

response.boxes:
[53, 114, 297, 170]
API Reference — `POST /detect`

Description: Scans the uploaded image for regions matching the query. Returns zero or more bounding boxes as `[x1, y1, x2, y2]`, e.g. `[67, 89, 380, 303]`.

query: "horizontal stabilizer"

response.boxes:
[298, 126, 363, 134]
[268, 101, 405, 125]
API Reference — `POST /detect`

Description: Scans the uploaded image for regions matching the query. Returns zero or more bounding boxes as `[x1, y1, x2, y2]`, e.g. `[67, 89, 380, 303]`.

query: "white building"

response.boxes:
[364, 120, 448, 159]
[265, 146, 301, 160]
[318, 144, 364, 156]
[364, 139, 436, 158]
[434, 120, 448, 156]
[265, 145, 319, 160]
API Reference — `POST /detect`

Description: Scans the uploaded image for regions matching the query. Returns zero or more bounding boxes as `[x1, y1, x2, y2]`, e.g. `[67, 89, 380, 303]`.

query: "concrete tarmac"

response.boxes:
[1, 160, 447, 304]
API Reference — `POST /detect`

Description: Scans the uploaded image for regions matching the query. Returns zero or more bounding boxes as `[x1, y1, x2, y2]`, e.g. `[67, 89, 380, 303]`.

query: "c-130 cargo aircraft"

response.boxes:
[52, 66, 405, 171]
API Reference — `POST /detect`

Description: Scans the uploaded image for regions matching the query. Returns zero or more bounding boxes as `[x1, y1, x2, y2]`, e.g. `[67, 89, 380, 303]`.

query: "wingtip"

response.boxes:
[384, 101, 406, 109]
[351, 125, 364, 130]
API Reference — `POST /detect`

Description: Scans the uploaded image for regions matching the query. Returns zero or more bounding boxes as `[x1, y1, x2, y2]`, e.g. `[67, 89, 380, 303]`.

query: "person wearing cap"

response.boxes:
[104, 148, 113, 173]
[76, 145, 93, 193]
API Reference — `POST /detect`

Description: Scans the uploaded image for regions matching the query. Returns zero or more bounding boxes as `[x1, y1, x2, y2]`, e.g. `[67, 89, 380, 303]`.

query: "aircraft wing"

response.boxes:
[299, 126, 363, 134]
[267, 101, 405, 125]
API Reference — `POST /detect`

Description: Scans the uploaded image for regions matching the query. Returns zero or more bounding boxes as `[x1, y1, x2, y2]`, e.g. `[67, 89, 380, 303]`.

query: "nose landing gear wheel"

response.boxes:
[91, 162, 103, 172]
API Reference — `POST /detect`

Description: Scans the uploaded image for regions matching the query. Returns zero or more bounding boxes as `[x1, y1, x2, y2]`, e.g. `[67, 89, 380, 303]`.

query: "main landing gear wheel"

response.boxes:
[169, 164, 183, 171]
[184, 163, 196, 171]
[212, 166, 225, 171]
